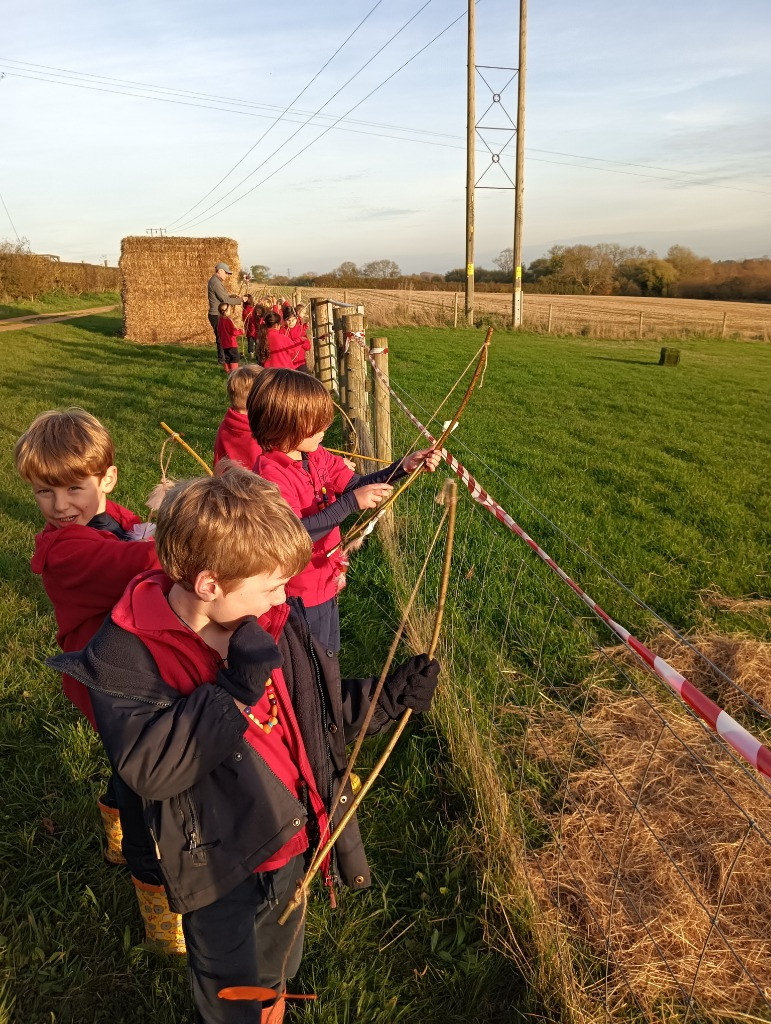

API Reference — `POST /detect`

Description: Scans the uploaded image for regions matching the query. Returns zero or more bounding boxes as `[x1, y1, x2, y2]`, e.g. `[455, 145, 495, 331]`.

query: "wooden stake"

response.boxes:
[371, 336, 393, 537]
[721, 311, 728, 339]
[454, 291, 459, 328]
[547, 303, 553, 334]
[638, 310, 644, 339]
[342, 312, 373, 473]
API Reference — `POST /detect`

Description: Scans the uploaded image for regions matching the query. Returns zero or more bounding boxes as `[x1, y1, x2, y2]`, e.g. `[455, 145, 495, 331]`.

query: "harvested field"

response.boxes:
[307, 287, 771, 341]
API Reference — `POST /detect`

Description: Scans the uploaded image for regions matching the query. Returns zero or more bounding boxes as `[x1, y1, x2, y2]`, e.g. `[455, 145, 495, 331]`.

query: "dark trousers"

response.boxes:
[300, 595, 340, 655]
[209, 314, 224, 363]
[111, 769, 163, 885]
[183, 856, 306, 1023]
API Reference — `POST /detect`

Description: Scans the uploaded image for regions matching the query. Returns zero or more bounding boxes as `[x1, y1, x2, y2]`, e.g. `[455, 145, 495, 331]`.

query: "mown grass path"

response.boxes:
[0, 311, 527, 1024]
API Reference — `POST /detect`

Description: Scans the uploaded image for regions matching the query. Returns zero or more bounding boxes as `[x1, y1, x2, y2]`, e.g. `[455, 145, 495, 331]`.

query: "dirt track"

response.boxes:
[0, 306, 118, 333]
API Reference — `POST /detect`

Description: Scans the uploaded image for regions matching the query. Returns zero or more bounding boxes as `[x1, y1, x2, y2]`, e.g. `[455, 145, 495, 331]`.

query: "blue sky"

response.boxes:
[1, 0, 769, 272]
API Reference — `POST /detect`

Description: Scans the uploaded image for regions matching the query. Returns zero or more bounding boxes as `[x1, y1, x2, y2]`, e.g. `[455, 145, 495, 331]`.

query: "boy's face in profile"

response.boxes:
[206, 567, 292, 629]
[29, 468, 117, 529]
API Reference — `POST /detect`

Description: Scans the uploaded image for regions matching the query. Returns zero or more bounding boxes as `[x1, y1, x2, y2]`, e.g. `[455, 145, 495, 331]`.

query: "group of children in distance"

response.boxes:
[217, 295, 312, 374]
[15, 357, 441, 1024]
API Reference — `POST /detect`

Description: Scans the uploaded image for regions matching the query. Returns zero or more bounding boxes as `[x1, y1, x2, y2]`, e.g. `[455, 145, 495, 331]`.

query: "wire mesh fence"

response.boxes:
[339, 346, 771, 1021]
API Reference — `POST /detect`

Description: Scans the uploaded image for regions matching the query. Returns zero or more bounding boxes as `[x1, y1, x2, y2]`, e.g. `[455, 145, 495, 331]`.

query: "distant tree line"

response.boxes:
[247, 245, 771, 303]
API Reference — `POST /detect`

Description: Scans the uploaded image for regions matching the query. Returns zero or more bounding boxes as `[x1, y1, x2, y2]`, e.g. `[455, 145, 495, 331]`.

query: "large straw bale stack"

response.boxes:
[120, 236, 241, 345]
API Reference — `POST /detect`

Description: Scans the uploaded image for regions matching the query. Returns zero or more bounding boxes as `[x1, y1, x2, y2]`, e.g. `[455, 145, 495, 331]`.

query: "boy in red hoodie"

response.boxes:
[214, 365, 263, 469]
[50, 467, 439, 1024]
[216, 302, 244, 373]
[248, 370, 440, 656]
[14, 408, 185, 953]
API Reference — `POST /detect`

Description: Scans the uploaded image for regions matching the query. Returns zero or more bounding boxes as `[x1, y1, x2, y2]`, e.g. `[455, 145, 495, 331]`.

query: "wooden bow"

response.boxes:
[330, 326, 492, 556]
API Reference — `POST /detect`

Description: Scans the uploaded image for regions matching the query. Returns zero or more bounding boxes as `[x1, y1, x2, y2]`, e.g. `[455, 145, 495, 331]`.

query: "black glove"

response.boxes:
[216, 616, 283, 705]
[386, 654, 440, 714]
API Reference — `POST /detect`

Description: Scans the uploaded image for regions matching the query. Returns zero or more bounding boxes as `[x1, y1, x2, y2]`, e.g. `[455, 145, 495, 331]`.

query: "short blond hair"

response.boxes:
[247, 368, 333, 452]
[15, 408, 115, 485]
[154, 463, 310, 590]
[226, 365, 262, 410]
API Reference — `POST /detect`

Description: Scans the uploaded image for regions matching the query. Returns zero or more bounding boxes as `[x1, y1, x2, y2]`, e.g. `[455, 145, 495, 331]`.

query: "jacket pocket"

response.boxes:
[179, 789, 219, 868]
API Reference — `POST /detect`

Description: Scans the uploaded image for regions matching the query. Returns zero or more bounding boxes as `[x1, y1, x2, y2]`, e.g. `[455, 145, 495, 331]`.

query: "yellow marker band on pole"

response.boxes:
[467, 263, 474, 276]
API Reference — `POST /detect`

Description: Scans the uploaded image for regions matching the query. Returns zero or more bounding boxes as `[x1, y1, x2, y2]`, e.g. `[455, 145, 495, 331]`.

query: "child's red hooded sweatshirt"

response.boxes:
[111, 569, 327, 871]
[255, 447, 353, 607]
[31, 500, 160, 727]
[213, 408, 263, 469]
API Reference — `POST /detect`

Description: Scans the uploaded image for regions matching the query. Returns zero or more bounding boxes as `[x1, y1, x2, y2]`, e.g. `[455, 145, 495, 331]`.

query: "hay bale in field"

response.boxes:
[120, 236, 240, 345]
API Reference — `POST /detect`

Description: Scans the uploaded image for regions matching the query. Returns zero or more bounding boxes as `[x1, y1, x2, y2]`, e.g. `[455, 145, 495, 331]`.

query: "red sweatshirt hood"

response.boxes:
[31, 499, 140, 574]
[113, 569, 290, 644]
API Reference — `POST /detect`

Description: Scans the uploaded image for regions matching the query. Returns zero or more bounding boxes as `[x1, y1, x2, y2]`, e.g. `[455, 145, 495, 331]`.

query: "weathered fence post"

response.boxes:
[333, 305, 347, 409]
[311, 298, 338, 395]
[342, 312, 373, 473]
[638, 311, 644, 339]
[454, 292, 459, 328]
[547, 303, 553, 334]
[721, 311, 728, 339]
[370, 335, 394, 539]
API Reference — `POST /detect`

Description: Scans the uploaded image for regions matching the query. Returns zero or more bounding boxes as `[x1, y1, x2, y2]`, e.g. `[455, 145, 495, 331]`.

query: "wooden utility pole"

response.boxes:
[465, 0, 476, 326]
[511, 0, 527, 327]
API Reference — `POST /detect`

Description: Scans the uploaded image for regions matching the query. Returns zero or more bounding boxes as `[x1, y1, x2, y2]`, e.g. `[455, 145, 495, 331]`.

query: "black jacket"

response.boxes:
[49, 605, 410, 913]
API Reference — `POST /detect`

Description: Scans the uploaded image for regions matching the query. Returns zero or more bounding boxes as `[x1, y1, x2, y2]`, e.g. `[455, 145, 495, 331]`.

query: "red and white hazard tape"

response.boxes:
[365, 346, 771, 781]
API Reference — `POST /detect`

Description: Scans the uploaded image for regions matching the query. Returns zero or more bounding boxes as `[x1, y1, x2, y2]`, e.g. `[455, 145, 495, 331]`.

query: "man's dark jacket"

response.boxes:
[49, 606, 408, 913]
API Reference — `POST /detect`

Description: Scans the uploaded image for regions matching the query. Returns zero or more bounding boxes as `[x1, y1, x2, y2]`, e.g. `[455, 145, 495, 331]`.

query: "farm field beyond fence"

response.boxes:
[303, 287, 771, 341]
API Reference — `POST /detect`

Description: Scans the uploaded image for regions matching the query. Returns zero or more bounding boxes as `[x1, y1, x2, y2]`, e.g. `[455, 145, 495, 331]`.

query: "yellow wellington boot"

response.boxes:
[97, 798, 126, 866]
[132, 877, 187, 954]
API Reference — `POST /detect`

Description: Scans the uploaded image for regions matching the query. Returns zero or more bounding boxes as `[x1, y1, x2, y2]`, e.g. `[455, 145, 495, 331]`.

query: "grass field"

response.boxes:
[2, 312, 769, 1021]
[375, 326, 771, 1018]
[0, 311, 527, 1024]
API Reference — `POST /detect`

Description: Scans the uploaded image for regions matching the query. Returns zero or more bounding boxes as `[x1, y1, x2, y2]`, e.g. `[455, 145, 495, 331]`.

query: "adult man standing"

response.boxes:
[207, 262, 243, 364]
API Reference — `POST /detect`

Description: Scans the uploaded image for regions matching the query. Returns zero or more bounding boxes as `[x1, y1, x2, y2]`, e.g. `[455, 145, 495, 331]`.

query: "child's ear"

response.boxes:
[100, 466, 118, 495]
[193, 571, 221, 603]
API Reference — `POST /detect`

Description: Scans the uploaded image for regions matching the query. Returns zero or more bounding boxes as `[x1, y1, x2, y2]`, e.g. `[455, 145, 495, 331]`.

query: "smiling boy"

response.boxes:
[14, 408, 184, 953]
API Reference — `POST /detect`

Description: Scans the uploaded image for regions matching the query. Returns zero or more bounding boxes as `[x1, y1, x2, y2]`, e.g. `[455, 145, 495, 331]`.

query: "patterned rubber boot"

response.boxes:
[97, 797, 126, 866]
[261, 996, 285, 1024]
[132, 877, 187, 954]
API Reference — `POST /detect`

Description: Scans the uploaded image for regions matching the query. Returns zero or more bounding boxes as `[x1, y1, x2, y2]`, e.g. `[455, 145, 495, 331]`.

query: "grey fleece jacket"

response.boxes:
[207, 274, 242, 315]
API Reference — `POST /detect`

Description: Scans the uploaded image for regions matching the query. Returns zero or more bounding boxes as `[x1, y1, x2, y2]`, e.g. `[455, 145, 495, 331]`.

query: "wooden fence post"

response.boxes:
[721, 311, 728, 338]
[311, 298, 338, 395]
[638, 311, 644, 339]
[333, 305, 346, 409]
[370, 335, 393, 539]
[453, 292, 459, 328]
[342, 312, 373, 473]
[547, 303, 553, 334]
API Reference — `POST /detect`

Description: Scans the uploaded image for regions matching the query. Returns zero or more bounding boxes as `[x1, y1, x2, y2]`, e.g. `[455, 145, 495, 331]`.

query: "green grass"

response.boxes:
[0, 291, 120, 320]
[0, 312, 529, 1024]
[372, 326, 771, 1019]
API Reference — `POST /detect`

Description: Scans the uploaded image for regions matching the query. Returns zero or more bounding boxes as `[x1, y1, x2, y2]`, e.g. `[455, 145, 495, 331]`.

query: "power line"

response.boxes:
[0, 55, 462, 142]
[166, 0, 385, 228]
[2, 60, 770, 200]
[170, 0, 437, 231]
[0, 188, 21, 242]
[177, 5, 470, 231]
